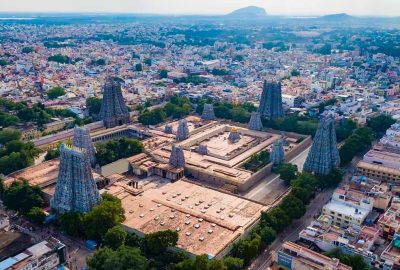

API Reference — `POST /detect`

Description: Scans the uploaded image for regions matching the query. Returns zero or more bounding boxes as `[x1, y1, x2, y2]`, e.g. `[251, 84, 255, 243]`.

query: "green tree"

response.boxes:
[258, 226, 277, 247]
[104, 226, 127, 250]
[367, 114, 396, 137]
[47, 87, 66, 100]
[26, 207, 46, 224]
[290, 69, 300, 76]
[278, 163, 298, 185]
[0, 59, 9, 66]
[143, 230, 179, 255]
[0, 129, 21, 144]
[86, 97, 103, 116]
[95, 138, 144, 166]
[58, 212, 84, 237]
[159, 69, 168, 79]
[223, 257, 244, 270]
[22, 47, 35, 53]
[231, 107, 249, 123]
[144, 58, 152, 66]
[135, 63, 143, 72]
[44, 148, 60, 161]
[3, 180, 43, 213]
[83, 199, 125, 241]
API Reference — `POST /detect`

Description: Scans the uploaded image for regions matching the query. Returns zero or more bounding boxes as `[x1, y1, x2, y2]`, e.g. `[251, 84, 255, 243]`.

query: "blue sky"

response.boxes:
[1, 0, 398, 16]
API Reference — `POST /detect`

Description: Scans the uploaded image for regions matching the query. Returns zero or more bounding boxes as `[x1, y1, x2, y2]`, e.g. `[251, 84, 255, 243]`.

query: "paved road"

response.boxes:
[248, 188, 335, 270]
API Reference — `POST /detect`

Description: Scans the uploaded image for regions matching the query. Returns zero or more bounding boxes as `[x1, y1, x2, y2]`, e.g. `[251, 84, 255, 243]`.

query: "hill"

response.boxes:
[226, 6, 267, 19]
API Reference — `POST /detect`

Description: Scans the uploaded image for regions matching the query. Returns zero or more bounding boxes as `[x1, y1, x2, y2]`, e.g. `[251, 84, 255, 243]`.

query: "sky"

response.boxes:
[1, 0, 399, 16]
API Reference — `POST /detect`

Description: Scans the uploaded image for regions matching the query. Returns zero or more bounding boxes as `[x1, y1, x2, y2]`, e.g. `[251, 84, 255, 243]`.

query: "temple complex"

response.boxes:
[303, 115, 340, 175]
[99, 77, 130, 128]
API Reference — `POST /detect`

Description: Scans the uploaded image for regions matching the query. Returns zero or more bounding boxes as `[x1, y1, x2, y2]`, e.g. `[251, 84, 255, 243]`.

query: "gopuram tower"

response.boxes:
[258, 80, 284, 120]
[51, 144, 101, 213]
[72, 126, 96, 167]
[303, 115, 340, 176]
[99, 77, 130, 128]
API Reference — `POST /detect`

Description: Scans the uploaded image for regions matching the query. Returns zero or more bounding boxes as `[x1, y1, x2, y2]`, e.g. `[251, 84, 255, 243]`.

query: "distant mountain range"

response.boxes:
[317, 13, 354, 21]
[226, 6, 268, 19]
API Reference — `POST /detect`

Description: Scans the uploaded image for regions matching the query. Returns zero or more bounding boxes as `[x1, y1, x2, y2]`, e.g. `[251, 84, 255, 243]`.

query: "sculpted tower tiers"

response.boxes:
[51, 144, 101, 214]
[99, 77, 130, 128]
[176, 119, 190, 141]
[72, 126, 96, 167]
[248, 112, 263, 131]
[169, 144, 185, 168]
[202, 103, 216, 120]
[258, 80, 284, 120]
[303, 115, 340, 176]
[228, 127, 241, 143]
[270, 139, 285, 167]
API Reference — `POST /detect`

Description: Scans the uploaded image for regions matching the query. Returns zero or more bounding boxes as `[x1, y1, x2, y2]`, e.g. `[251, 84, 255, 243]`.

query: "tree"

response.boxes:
[83, 199, 125, 241]
[278, 163, 298, 185]
[159, 69, 168, 79]
[231, 107, 249, 123]
[86, 97, 103, 116]
[47, 87, 66, 100]
[290, 69, 300, 76]
[144, 58, 152, 66]
[2, 180, 43, 213]
[58, 212, 84, 237]
[87, 246, 147, 270]
[95, 138, 144, 166]
[367, 114, 396, 137]
[0, 59, 8, 66]
[335, 119, 357, 141]
[104, 226, 127, 250]
[258, 226, 277, 247]
[142, 230, 179, 255]
[280, 195, 306, 220]
[0, 129, 21, 144]
[48, 54, 71, 64]
[135, 63, 143, 72]
[26, 207, 46, 224]
[231, 235, 261, 266]
[44, 148, 60, 161]
[223, 257, 244, 270]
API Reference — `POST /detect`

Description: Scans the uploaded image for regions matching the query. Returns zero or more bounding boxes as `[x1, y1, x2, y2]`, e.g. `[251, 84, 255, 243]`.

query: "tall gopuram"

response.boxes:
[176, 119, 190, 141]
[169, 144, 185, 168]
[258, 80, 284, 120]
[303, 115, 340, 176]
[248, 112, 263, 131]
[202, 103, 216, 120]
[99, 77, 130, 128]
[72, 126, 96, 167]
[51, 144, 101, 214]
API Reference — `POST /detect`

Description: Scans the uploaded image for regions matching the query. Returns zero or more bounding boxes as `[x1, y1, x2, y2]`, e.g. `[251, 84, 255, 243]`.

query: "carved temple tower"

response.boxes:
[258, 80, 284, 120]
[51, 144, 101, 213]
[99, 77, 130, 128]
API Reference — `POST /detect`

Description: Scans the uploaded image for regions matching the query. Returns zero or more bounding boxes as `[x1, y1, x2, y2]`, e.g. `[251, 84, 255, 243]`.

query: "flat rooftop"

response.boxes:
[103, 179, 268, 256]
[0, 231, 32, 261]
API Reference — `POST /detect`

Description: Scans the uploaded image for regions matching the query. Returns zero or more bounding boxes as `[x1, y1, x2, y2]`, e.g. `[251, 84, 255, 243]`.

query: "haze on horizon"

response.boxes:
[0, 0, 399, 17]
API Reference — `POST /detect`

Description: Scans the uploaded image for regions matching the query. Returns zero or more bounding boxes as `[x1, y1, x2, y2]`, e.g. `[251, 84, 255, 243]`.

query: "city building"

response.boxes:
[0, 238, 66, 270]
[272, 241, 352, 270]
[322, 188, 374, 228]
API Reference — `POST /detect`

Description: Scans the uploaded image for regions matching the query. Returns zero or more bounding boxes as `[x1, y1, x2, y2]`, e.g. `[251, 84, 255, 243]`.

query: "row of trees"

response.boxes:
[0, 129, 42, 175]
[0, 98, 78, 128]
[0, 179, 46, 224]
[95, 138, 144, 166]
[88, 224, 242, 270]
[138, 96, 191, 126]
